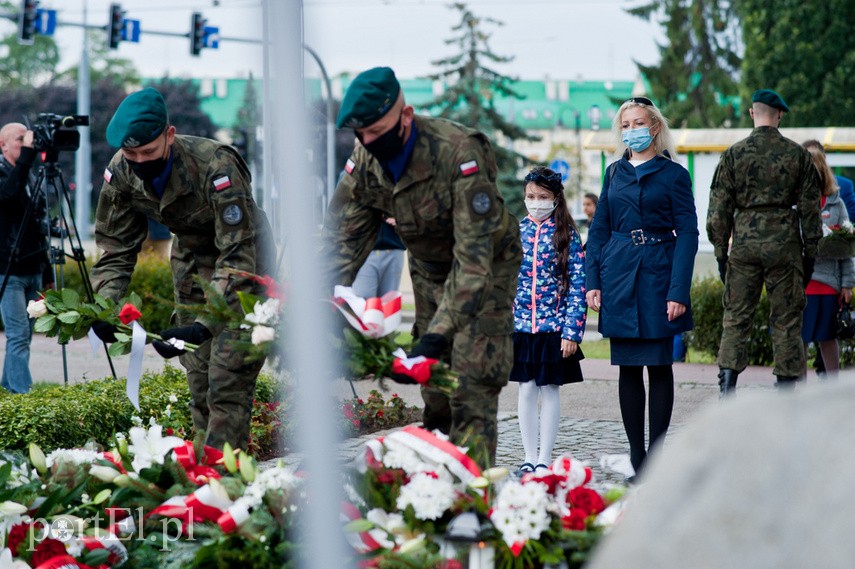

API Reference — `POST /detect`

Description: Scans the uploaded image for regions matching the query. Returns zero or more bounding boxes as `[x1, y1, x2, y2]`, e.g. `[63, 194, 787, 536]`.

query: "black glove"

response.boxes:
[153, 323, 212, 359]
[91, 321, 118, 343]
[717, 256, 728, 284]
[408, 333, 449, 360]
[803, 256, 816, 288]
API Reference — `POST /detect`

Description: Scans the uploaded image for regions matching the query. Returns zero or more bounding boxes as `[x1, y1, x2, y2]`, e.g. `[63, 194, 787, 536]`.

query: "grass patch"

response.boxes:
[581, 339, 716, 363]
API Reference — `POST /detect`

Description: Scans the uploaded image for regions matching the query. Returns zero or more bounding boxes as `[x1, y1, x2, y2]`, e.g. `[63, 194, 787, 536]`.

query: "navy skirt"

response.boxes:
[510, 332, 584, 386]
[802, 294, 839, 343]
[610, 336, 673, 366]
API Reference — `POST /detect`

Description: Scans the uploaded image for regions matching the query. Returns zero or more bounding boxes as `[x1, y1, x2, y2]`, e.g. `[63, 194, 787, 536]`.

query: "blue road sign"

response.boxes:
[34, 9, 56, 36]
[204, 26, 220, 49]
[548, 158, 571, 183]
[122, 19, 141, 43]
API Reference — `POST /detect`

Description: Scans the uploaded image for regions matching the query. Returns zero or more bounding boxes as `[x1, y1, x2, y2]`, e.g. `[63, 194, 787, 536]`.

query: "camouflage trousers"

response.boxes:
[411, 265, 515, 467]
[176, 310, 264, 450]
[718, 241, 806, 376]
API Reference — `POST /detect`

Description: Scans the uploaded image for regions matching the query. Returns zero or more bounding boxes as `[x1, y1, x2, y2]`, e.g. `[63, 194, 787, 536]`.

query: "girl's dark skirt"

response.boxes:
[802, 293, 839, 343]
[509, 332, 584, 386]
[610, 336, 673, 366]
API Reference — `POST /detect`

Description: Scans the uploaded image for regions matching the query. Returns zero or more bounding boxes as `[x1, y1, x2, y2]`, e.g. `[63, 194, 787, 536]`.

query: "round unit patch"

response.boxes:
[470, 191, 492, 215]
[221, 203, 244, 226]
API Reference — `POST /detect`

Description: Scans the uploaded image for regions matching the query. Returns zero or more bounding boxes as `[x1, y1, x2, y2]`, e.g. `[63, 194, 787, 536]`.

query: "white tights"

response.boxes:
[518, 381, 561, 466]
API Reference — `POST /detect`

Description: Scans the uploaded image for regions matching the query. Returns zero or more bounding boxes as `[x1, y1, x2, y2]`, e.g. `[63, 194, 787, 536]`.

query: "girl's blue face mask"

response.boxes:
[621, 127, 654, 152]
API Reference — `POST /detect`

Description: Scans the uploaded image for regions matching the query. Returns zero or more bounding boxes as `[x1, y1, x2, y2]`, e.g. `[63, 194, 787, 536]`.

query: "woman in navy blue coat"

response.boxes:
[585, 97, 699, 480]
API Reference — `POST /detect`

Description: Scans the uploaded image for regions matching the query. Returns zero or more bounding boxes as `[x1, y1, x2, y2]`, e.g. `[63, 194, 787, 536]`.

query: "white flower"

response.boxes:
[245, 298, 281, 327]
[382, 440, 428, 474]
[823, 224, 833, 236]
[89, 465, 121, 483]
[64, 536, 84, 558]
[0, 547, 31, 569]
[251, 325, 276, 345]
[46, 449, 99, 468]
[164, 404, 172, 419]
[127, 425, 185, 472]
[490, 480, 551, 545]
[26, 299, 47, 319]
[0, 502, 26, 517]
[130, 416, 142, 427]
[168, 394, 178, 403]
[842, 220, 854, 232]
[396, 473, 455, 520]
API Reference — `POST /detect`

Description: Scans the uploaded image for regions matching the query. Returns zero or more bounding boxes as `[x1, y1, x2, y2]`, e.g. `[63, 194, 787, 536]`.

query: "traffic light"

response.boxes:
[18, 0, 38, 45]
[190, 12, 206, 56]
[108, 4, 123, 49]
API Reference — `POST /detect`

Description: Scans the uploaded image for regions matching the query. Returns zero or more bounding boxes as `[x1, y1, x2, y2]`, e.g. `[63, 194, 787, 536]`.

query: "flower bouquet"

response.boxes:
[28, 289, 198, 357]
[342, 425, 625, 569]
[0, 419, 307, 568]
[817, 221, 855, 259]
[332, 286, 459, 397]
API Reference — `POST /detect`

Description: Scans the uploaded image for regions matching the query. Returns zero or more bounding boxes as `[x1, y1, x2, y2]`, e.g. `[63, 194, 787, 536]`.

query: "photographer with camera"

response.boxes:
[0, 122, 51, 394]
[89, 88, 274, 451]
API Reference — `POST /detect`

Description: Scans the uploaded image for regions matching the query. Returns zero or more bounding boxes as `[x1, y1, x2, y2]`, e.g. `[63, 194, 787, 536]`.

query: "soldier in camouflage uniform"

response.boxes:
[90, 87, 274, 449]
[322, 67, 522, 464]
[707, 89, 822, 393]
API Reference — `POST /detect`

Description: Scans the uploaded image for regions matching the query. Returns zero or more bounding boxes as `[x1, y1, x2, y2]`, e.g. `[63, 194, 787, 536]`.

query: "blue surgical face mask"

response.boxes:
[621, 127, 654, 152]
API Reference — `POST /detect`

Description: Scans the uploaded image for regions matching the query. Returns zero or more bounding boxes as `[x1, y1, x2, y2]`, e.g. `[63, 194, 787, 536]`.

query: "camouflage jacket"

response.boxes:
[707, 126, 822, 259]
[322, 115, 522, 339]
[91, 135, 273, 333]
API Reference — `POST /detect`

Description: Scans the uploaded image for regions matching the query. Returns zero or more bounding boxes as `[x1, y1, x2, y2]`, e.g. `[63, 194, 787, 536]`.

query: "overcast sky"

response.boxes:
[13, 0, 664, 82]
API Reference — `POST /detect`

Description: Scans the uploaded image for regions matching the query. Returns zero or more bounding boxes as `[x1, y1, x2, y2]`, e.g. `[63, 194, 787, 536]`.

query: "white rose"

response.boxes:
[251, 325, 276, 345]
[26, 299, 47, 318]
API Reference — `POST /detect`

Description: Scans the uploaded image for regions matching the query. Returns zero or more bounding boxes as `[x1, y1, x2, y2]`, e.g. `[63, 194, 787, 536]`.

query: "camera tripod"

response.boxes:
[0, 149, 117, 386]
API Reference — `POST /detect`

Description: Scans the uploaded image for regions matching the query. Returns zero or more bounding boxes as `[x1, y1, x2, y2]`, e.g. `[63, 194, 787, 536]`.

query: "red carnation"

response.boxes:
[568, 487, 605, 516]
[118, 303, 142, 324]
[7, 522, 31, 555]
[561, 508, 589, 531]
[31, 538, 67, 566]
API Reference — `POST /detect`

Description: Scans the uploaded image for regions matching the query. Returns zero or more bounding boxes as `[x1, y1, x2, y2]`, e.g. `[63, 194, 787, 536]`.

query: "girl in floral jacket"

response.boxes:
[511, 166, 587, 474]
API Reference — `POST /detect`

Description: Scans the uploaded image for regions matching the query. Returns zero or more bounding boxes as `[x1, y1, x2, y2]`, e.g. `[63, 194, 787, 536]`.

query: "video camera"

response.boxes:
[31, 113, 90, 153]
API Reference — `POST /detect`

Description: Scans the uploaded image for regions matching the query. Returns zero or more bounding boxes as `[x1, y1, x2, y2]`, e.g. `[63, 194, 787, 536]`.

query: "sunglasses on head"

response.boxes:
[524, 171, 562, 183]
[625, 97, 654, 106]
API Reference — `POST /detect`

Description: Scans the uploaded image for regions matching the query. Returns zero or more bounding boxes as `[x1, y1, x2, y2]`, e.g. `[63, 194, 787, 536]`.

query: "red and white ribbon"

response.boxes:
[217, 502, 251, 533]
[390, 348, 436, 385]
[341, 501, 383, 553]
[81, 533, 129, 566]
[385, 426, 481, 483]
[184, 482, 234, 522]
[332, 286, 402, 338]
[33, 555, 84, 569]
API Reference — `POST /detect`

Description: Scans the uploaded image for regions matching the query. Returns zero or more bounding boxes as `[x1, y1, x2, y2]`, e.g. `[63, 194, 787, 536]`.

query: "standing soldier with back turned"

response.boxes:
[322, 67, 522, 465]
[707, 89, 822, 394]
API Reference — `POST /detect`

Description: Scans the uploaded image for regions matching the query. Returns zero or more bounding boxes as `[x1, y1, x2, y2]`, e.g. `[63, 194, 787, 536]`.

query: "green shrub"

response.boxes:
[687, 276, 774, 366]
[0, 366, 281, 454]
[51, 253, 174, 332]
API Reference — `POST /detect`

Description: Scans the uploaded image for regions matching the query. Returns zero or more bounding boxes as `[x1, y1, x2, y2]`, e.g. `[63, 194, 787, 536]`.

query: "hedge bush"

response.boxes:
[687, 276, 775, 365]
[59, 252, 174, 333]
[0, 366, 280, 453]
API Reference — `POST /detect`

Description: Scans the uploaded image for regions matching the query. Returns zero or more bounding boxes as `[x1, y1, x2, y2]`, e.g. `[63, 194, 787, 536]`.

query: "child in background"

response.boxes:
[511, 166, 587, 474]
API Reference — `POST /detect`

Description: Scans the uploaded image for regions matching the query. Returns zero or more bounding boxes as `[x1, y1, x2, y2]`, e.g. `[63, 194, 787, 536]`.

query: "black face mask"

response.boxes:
[126, 136, 170, 182]
[360, 114, 405, 162]
[127, 156, 168, 182]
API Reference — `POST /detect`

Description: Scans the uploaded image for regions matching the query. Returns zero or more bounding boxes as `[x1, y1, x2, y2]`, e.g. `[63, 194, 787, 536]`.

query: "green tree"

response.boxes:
[736, 0, 855, 126]
[627, 0, 741, 128]
[420, 2, 537, 215]
[145, 77, 218, 138]
[60, 30, 140, 89]
[0, 33, 59, 87]
[234, 73, 261, 167]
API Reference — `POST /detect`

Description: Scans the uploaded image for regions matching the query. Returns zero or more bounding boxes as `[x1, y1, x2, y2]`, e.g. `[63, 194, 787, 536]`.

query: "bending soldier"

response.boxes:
[322, 67, 522, 465]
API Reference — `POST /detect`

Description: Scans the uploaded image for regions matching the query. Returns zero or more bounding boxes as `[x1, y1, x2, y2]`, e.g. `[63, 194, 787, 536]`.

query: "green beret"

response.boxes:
[106, 87, 169, 148]
[751, 88, 790, 112]
[336, 67, 401, 129]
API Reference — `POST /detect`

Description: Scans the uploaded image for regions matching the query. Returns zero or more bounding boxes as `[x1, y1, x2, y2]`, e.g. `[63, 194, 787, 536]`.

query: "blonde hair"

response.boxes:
[803, 140, 838, 197]
[612, 100, 676, 159]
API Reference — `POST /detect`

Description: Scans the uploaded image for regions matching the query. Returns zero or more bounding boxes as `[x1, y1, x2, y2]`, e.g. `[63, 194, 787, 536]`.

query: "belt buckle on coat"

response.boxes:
[630, 229, 647, 245]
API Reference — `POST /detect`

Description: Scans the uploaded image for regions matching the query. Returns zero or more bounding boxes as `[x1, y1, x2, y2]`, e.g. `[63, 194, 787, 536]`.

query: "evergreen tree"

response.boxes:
[420, 2, 537, 215]
[736, 0, 855, 126]
[234, 73, 261, 169]
[627, 0, 741, 128]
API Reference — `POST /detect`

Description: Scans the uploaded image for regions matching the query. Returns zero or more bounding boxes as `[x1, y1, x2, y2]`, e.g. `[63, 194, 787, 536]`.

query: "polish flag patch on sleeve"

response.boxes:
[103, 168, 112, 183]
[345, 159, 356, 174]
[459, 160, 479, 177]
[213, 176, 232, 191]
